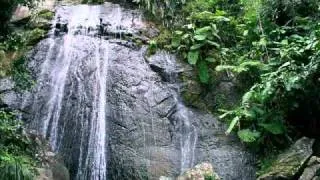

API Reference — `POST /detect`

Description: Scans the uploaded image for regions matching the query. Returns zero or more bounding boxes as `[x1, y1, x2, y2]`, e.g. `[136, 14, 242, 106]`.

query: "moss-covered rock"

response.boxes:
[28, 9, 54, 30]
[38, 9, 55, 20]
[258, 137, 315, 180]
[26, 28, 46, 46]
[179, 65, 206, 109]
[51, 161, 70, 180]
[11, 5, 31, 24]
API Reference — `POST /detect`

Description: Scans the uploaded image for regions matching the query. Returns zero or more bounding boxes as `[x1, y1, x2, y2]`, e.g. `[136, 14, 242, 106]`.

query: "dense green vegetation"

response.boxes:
[0, 108, 39, 180]
[0, 0, 50, 78]
[0, 1, 53, 179]
[141, 0, 320, 150]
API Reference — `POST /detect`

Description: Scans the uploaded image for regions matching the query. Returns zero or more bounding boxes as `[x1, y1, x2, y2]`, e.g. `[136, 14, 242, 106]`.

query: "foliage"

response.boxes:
[219, 11, 320, 147]
[0, 31, 36, 89]
[133, 0, 186, 25]
[170, 9, 236, 83]
[0, 108, 38, 180]
[12, 56, 35, 91]
[204, 174, 216, 180]
[142, 0, 320, 149]
[0, 153, 35, 180]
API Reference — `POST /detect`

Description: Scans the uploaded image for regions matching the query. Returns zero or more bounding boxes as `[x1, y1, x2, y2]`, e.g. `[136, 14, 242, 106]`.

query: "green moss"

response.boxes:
[26, 28, 46, 46]
[256, 153, 278, 177]
[153, 28, 172, 49]
[12, 56, 34, 91]
[37, 9, 54, 20]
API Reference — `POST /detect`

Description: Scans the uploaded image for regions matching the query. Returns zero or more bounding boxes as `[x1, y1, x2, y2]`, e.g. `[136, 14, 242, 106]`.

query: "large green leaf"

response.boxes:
[198, 61, 209, 83]
[194, 35, 207, 41]
[171, 36, 181, 48]
[206, 40, 220, 48]
[195, 26, 211, 35]
[187, 51, 199, 65]
[238, 129, 261, 143]
[174, 30, 183, 35]
[190, 43, 204, 50]
[226, 116, 240, 135]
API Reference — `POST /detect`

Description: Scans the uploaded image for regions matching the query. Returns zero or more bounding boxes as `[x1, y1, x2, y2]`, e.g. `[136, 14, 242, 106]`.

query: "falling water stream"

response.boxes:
[25, 4, 113, 179]
[13, 1, 256, 179]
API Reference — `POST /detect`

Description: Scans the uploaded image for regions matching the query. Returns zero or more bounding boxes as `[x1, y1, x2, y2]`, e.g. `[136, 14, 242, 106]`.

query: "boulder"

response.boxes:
[299, 156, 320, 180]
[50, 161, 70, 180]
[0, 78, 15, 92]
[177, 162, 220, 180]
[258, 137, 315, 180]
[11, 5, 31, 23]
[36, 162, 70, 180]
[146, 51, 187, 83]
[36, 168, 53, 180]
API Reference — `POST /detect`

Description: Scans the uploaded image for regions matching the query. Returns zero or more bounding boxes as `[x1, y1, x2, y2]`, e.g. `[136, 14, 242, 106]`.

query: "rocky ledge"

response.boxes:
[258, 137, 320, 180]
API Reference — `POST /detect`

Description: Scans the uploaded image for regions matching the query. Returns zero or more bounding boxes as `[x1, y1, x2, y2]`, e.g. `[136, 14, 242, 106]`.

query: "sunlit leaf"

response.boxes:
[238, 129, 261, 143]
[226, 116, 240, 135]
[194, 35, 207, 41]
[187, 51, 199, 65]
[190, 43, 204, 50]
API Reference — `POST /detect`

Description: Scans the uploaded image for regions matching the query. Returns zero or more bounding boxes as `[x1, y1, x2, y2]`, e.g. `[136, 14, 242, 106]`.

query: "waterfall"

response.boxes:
[176, 103, 198, 173]
[17, 2, 256, 179]
[149, 52, 198, 173]
[23, 4, 111, 179]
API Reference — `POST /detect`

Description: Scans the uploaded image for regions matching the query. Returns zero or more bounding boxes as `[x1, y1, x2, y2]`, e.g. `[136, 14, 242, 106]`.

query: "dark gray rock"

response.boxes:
[0, 78, 15, 92]
[258, 137, 315, 180]
[299, 156, 320, 180]
[146, 51, 187, 83]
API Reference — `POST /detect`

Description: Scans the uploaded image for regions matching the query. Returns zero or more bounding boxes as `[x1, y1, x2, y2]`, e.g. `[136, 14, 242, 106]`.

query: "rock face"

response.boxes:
[258, 137, 315, 180]
[177, 162, 220, 180]
[11, 5, 31, 22]
[1, 2, 256, 180]
[299, 156, 320, 180]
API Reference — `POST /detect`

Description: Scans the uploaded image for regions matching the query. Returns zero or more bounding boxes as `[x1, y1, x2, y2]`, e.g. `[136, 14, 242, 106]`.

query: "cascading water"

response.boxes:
[152, 52, 198, 173]
[14, 1, 257, 180]
[175, 102, 198, 173]
[22, 3, 119, 179]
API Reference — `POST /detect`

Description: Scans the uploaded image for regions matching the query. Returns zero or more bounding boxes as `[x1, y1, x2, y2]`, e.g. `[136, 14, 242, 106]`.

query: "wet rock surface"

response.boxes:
[1, 2, 256, 180]
[258, 137, 315, 180]
[299, 156, 320, 180]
